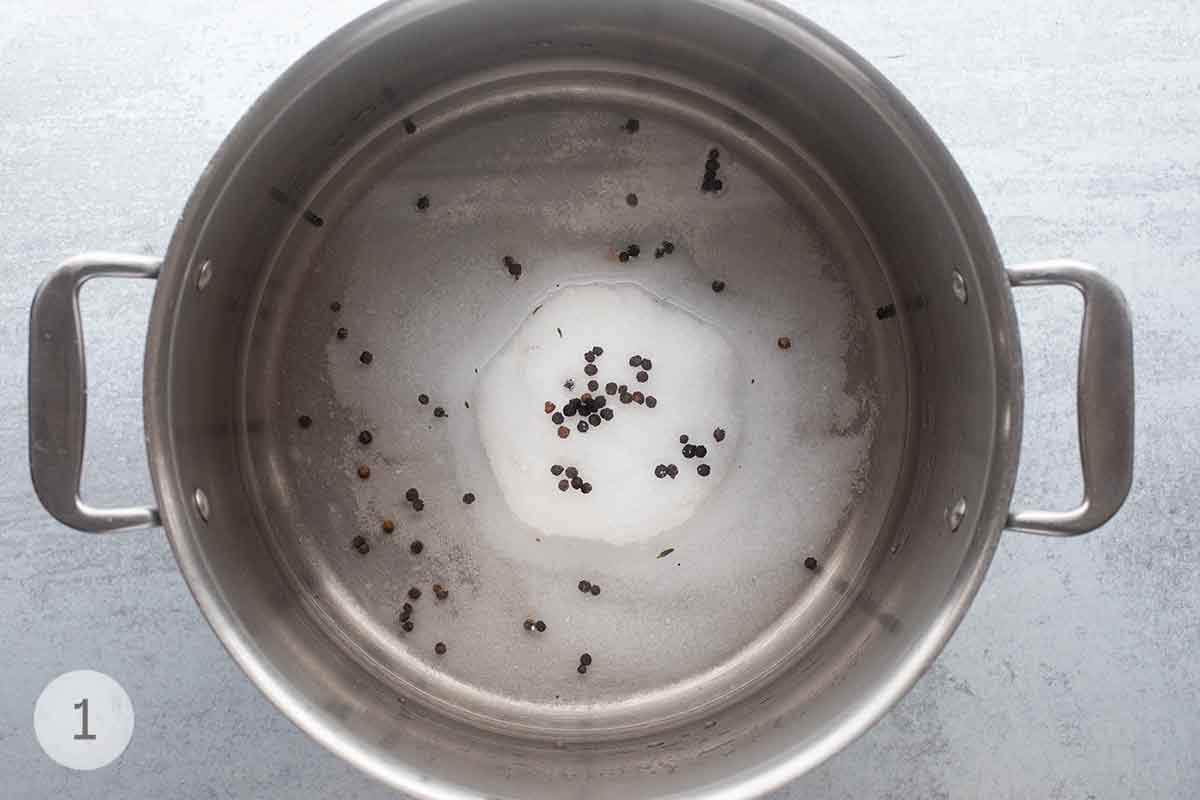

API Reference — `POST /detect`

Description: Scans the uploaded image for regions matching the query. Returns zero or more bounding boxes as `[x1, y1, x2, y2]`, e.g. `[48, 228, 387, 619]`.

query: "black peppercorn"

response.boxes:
[336, 327, 349, 339]
[624, 118, 639, 133]
[418, 394, 429, 405]
[524, 619, 535, 631]
[535, 620, 546, 632]
[552, 412, 564, 424]
[558, 426, 570, 439]
[632, 392, 644, 405]
[589, 413, 601, 426]
[679, 434, 689, 444]
[626, 193, 638, 206]
[600, 408, 614, 421]
[508, 261, 522, 279]
[682, 444, 696, 458]
[711, 280, 726, 293]
[551, 464, 564, 476]
[778, 336, 792, 350]
[577, 664, 588, 674]
[435, 642, 447, 655]
[558, 479, 569, 491]
[804, 556, 819, 571]
[594, 395, 607, 408]
[564, 404, 577, 418]
[605, 382, 618, 395]
[579, 580, 592, 592]
[434, 584, 449, 600]
[641, 359, 652, 370]
[298, 415, 312, 428]
[618, 251, 630, 263]
[412, 499, 425, 511]
[351, 535, 368, 554]
[408, 586, 421, 600]
[433, 406, 446, 418]
[330, 301, 342, 312]
[592, 346, 604, 356]
[565, 467, 578, 479]
[628, 244, 641, 258]
[416, 194, 430, 210]
[581, 483, 592, 494]
[590, 584, 600, 596]
[662, 241, 675, 254]
[629, 355, 643, 367]
[359, 350, 373, 364]
[571, 476, 583, 490]
[698, 464, 711, 477]
[713, 427, 726, 442]
[399, 608, 411, 622]
[462, 492, 475, 504]
[401, 620, 414, 632]
[620, 392, 633, 404]
[580, 653, 593, 666]
[585, 351, 596, 363]
[667, 464, 678, 478]
[358, 430, 373, 445]
[696, 445, 708, 458]
[654, 464, 668, 479]
[405, 488, 419, 502]
[645, 396, 657, 408]
[577, 420, 589, 433]
[584, 364, 597, 376]
[588, 380, 599, 392]
[636, 370, 648, 382]
[410, 540, 424, 555]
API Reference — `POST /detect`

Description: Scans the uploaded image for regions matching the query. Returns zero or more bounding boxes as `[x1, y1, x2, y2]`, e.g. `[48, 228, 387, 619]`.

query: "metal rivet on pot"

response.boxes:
[194, 488, 210, 522]
[951, 269, 968, 304]
[947, 497, 967, 531]
[196, 260, 213, 292]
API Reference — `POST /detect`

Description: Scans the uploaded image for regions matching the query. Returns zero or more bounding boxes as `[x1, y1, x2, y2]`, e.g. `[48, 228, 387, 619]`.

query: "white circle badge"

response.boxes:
[34, 670, 134, 770]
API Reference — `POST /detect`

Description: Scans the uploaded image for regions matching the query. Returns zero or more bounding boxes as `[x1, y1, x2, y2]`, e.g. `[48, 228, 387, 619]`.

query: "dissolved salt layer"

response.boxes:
[476, 283, 742, 545]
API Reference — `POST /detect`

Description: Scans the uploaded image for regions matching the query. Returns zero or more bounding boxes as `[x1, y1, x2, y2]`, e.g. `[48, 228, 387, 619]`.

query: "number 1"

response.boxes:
[73, 698, 96, 740]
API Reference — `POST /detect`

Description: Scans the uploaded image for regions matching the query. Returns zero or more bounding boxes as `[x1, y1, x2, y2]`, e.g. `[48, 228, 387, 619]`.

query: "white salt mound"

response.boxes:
[476, 282, 742, 545]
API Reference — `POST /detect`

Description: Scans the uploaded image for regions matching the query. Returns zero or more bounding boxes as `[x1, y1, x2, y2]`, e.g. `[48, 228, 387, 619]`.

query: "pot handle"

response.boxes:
[1005, 260, 1134, 536]
[29, 253, 162, 533]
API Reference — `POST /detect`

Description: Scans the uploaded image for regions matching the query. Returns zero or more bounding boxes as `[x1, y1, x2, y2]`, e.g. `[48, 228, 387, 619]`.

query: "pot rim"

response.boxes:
[144, 1, 1022, 797]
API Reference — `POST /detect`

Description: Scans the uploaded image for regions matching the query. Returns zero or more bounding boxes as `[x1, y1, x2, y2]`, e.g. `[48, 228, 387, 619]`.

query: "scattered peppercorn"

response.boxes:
[592, 346, 603, 356]
[298, 415, 312, 428]
[330, 301, 342, 312]
[580, 653, 593, 666]
[360, 350, 373, 364]
[416, 194, 430, 210]
[777, 336, 792, 350]
[682, 444, 696, 458]
[462, 492, 475, 504]
[402, 602, 412, 613]
[600, 408, 614, 421]
[804, 556, 819, 571]
[713, 427, 726, 442]
[408, 586, 422, 599]
[584, 351, 596, 363]
[623, 118, 640, 133]
[535, 620, 547, 632]
[662, 241, 675, 254]
[545, 401, 556, 414]
[626, 193, 638, 206]
[712, 179, 724, 191]
[577, 664, 588, 674]
[399, 608, 411, 622]
[695, 445, 708, 458]
[434, 642, 447, 655]
[584, 364, 597, 376]
[410, 540, 424, 554]
[382, 519, 395, 533]
[698, 464, 711, 477]
[576, 420, 589, 433]
[679, 434, 689, 444]
[645, 396, 657, 408]
[508, 261, 522, 279]
[876, 303, 896, 320]
[636, 370, 649, 382]
[552, 412, 564, 424]
[412, 499, 425, 512]
[434, 585, 449, 600]
[565, 467, 578, 479]
[357, 464, 371, 479]
[588, 413, 601, 426]
[619, 384, 629, 394]
[403, 117, 417, 134]
[558, 426, 570, 439]
[401, 620, 414, 632]
[618, 251, 630, 263]
[336, 327, 349, 339]
[558, 479, 569, 491]
[524, 619, 534, 631]
[628, 244, 641, 258]
[711, 280, 726, 293]
[358, 430, 373, 445]
[667, 464, 679, 478]
[632, 391, 645, 404]
[641, 358, 652, 370]
[587, 380, 599, 392]
[605, 382, 618, 395]
[590, 584, 600, 596]
[418, 394, 429, 405]
[629, 355, 643, 367]
[433, 406, 446, 418]
[351, 535, 369, 554]
[620, 392, 633, 404]
[551, 465, 564, 476]
[571, 476, 584, 490]
[579, 580, 592, 593]
[581, 483, 593, 494]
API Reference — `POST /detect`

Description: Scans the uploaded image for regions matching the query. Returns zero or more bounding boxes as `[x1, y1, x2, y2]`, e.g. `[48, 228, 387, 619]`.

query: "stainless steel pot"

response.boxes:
[28, 1, 1134, 798]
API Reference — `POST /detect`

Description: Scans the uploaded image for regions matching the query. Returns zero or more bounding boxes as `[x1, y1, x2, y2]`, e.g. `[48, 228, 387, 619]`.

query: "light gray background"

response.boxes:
[2, 1, 1196, 797]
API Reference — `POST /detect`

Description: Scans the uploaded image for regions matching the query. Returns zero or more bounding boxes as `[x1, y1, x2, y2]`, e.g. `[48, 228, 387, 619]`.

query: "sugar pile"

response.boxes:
[476, 282, 742, 545]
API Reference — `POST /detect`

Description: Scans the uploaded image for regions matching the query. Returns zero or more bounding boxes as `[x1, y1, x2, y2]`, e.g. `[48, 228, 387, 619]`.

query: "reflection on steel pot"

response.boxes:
[28, 1, 1133, 798]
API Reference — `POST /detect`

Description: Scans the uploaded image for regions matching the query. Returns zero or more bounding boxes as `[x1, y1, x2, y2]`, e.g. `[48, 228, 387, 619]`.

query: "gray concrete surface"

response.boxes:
[2, 1, 1196, 797]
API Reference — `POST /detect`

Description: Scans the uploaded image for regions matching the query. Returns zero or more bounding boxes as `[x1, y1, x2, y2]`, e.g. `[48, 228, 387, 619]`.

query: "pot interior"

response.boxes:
[150, 1, 1019, 797]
